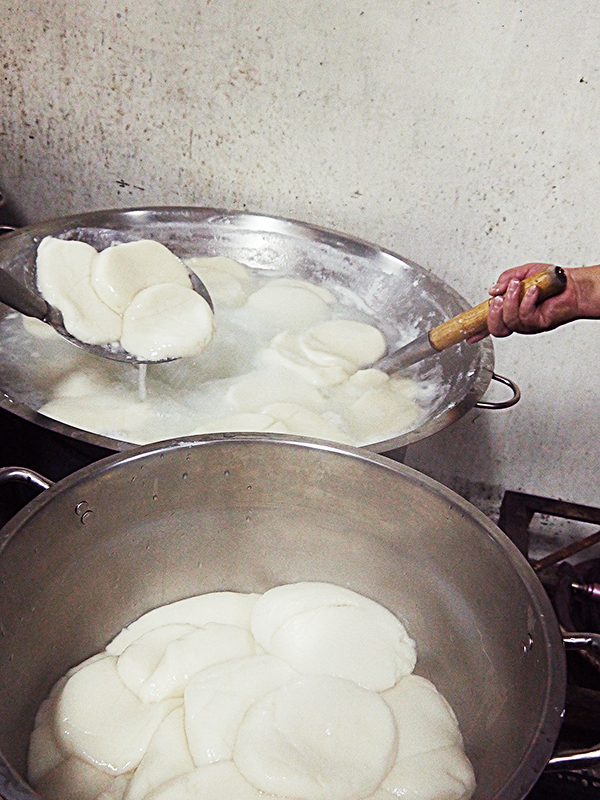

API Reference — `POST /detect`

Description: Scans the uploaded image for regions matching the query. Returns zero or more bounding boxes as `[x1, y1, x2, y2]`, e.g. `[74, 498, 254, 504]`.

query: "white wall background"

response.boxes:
[2, 0, 599, 513]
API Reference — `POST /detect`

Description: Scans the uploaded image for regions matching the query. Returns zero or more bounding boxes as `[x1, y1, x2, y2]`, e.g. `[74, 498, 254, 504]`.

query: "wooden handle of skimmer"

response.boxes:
[428, 266, 567, 352]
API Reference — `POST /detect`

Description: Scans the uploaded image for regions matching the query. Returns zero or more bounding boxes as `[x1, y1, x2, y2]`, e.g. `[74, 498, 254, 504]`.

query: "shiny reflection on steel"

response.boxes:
[545, 631, 600, 770]
[0, 466, 52, 492]
[0, 207, 496, 453]
[373, 331, 434, 372]
[475, 373, 521, 410]
[0, 434, 568, 799]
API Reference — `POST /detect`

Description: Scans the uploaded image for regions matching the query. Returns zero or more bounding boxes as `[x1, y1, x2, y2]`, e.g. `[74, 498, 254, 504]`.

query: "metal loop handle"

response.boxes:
[545, 632, 600, 770]
[0, 466, 53, 492]
[0, 761, 37, 800]
[475, 372, 521, 410]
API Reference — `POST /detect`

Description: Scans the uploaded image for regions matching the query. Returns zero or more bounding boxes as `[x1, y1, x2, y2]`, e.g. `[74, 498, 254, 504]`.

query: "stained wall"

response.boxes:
[2, 0, 599, 510]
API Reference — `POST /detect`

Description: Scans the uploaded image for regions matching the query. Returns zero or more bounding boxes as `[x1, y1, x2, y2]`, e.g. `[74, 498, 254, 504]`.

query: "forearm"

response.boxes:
[566, 264, 600, 320]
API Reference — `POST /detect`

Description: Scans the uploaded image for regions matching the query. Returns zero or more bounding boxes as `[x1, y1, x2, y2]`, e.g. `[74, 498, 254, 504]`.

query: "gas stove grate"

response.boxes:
[498, 490, 600, 798]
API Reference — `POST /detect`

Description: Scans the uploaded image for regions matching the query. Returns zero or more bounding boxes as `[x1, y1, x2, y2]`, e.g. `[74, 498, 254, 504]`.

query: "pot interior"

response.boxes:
[0, 207, 494, 453]
[0, 434, 562, 800]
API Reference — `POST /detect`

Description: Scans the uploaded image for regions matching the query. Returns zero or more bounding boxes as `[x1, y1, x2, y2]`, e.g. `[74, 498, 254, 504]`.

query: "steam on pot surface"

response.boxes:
[0, 209, 493, 453]
[3, 241, 435, 447]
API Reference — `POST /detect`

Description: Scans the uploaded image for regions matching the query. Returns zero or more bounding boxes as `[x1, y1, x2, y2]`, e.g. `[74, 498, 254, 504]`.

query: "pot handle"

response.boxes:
[0, 766, 39, 800]
[545, 631, 600, 771]
[0, 759, 39, 800]
[475, 372, 521, 410]
[0, 466, 53, 492]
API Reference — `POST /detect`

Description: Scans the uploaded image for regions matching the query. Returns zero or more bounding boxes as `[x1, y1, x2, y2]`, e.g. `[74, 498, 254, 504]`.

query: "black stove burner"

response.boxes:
[0, 406, 111, 527]
[498, 490, 600, 798]
[527, 771, 600, 798]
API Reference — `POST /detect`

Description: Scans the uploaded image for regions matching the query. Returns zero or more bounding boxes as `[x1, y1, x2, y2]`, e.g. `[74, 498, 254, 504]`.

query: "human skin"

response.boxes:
[469, 262, 600, 341]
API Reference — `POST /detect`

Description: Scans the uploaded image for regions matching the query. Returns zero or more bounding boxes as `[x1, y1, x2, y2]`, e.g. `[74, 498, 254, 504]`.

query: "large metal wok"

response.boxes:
[0, 433, 593, 800]
[0, 207, 511, 457]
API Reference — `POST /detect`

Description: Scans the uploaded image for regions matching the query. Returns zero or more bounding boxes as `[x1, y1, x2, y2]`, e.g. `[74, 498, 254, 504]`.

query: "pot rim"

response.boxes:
[0, 432, 564, 800]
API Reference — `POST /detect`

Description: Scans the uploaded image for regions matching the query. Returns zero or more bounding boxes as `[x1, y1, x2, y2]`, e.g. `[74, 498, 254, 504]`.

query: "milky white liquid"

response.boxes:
[0, 259, 441, 447]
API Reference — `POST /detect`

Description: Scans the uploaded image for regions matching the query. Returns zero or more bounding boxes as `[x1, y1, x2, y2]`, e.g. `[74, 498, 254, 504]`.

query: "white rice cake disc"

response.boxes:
[107, 592, 259, 655]
[250, 582, 416, 690]
[184, 654, 298, 766]
[120, 283, 214, 361]
[92, 240, 191, 314]
[233, 674, 397, 800]
[125, 707, 195, 800]
[55, 654, 179, 774]
[36, 236, 122, 345]
[245, 282, 333, 333]
[140, 761, 264, 800]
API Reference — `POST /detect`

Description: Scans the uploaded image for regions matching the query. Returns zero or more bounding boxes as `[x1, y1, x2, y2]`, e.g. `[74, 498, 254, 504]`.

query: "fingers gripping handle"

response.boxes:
[428, 266, 567, 353]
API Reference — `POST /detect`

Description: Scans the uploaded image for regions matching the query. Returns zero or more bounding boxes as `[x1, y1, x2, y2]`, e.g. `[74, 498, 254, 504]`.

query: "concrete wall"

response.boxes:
[2, 0, 599, 513]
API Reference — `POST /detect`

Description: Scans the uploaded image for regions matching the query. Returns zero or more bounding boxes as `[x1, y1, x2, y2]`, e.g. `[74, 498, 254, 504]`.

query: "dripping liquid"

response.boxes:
[138, 364, 147, 402]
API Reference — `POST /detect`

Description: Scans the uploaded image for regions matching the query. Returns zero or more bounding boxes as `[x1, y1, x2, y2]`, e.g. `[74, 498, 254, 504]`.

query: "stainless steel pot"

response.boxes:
[0, 207, 514, 457]
[0, 433, 574, 800]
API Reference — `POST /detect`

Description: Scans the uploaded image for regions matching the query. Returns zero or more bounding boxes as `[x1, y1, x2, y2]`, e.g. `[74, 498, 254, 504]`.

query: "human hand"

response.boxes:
[468, 262, 589, 341]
